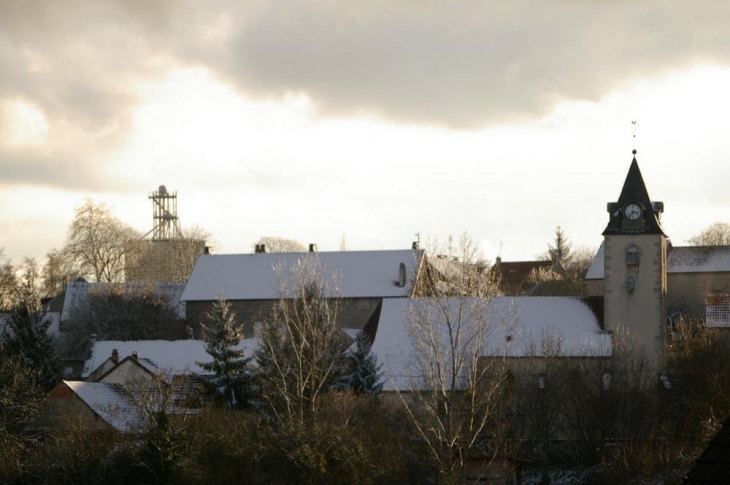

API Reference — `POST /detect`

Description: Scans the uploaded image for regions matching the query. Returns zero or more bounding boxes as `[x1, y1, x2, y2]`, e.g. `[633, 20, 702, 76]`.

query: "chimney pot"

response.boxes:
[309, 244, 318, 252]
[111, 349, 119, 364]
[132, 351, 138, 359]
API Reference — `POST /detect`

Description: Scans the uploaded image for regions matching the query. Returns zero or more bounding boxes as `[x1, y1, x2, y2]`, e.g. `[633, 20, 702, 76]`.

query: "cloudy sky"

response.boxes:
[2, 0, 730, 265]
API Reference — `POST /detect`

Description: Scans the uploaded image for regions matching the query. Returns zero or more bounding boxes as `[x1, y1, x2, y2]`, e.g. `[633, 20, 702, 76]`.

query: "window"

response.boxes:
[626, 276, 635, 292]
[626, 245, 640, 265]
[706, 292, 730, 327]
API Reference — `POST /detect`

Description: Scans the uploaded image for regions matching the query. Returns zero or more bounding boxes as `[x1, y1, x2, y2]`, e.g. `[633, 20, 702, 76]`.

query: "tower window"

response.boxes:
[626, 246, 640, 266]
[626, 276, 636, 292]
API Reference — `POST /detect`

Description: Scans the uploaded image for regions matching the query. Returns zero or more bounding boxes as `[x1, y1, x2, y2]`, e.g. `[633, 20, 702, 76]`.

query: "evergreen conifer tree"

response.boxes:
[197, 298, 252, 408]
[2, 307, 58, 391]
[344, 331, 383, 396]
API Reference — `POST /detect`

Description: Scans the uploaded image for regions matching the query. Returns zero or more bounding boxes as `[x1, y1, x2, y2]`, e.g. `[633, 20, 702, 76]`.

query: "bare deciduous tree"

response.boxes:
[402, 238, 516, 482]
[41, 249, 71, 298]
[402, 296, 517, 482]
[63, 284, 181, 358]
[423, 233, 501, 298]
[254, 236, 307, 253]
[0, 353, 46, 480]
[688, 222, 730, 246]
[528, 242, 595, 297]
[255, 255, 346, 425]
[0, 254, 42, 313]
[63, 199, 142, 282]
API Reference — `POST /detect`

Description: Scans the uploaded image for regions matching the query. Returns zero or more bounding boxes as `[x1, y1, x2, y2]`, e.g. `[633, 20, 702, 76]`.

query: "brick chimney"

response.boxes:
[111, 349, 119, 364]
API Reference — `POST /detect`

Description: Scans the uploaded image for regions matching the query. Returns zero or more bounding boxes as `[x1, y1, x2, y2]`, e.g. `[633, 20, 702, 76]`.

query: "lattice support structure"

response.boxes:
[149, 185, 182, 240]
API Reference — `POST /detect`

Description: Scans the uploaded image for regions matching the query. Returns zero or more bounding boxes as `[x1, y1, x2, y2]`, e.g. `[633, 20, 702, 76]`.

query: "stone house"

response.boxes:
[41, 380, 143, 432]
[181, 248, 426, 338]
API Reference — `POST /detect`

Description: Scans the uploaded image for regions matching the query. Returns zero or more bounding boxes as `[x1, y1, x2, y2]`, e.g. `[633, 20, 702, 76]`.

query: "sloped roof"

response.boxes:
[684, 417, 730, 483]
[181, 249, 424, 301]
[45, 312, 61, 336]
[61, 282, 186, 321]
[585, 243, 605, 280]
[82, 339, 258, 379]
[64, 380, 143, 432]
[427, 256, 472, 279]
[667, 246, 730, 273]
[493, 259, 553, 294]
[371, 297, 611, 391]
[603, 155, 666, 236]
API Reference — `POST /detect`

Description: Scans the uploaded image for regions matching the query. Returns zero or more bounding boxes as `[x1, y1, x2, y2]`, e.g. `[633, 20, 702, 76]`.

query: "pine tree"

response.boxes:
[2, 307, 59, 391]
[548, 225, 573, 264]
[197, 298, 252, 408]
[344, 332, 383, 396]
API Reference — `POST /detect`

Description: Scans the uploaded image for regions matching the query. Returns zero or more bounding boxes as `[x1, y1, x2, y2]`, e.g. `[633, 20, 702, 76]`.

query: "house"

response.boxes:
[181, 248, 426, 337]
[60, 281, 187, 332]
[42, 380, 143, 432]
[370, 296, 611, 392]
[51, 281, 189, 377]
[491, 257, 554, 295]
[81, 339, 257, 383]
[43, 339, 262, 431]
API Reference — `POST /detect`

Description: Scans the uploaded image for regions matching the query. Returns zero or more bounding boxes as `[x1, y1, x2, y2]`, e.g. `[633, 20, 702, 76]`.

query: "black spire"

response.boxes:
[603, 151, 665, 236]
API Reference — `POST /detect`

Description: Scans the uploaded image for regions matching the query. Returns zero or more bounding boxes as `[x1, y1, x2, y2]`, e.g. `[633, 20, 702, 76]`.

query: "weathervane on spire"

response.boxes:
[631, 119, 637, 154]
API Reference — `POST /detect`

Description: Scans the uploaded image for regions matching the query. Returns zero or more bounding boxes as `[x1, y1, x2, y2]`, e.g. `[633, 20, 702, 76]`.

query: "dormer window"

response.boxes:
[626, 246, 640, 266]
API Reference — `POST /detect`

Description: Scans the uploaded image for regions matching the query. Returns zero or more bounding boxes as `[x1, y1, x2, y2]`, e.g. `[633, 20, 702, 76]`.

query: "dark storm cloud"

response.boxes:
[0, 151, 122, 191]
[2, 0, 730, 190]
[198, 1, 730, 127]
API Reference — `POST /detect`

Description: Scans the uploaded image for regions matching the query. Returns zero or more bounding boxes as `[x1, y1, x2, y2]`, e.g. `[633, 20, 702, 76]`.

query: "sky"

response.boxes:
[3, 1, 730, 265]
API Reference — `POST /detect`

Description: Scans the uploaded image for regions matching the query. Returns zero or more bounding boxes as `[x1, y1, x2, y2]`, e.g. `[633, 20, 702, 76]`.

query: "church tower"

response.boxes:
[603, 151, 667, 360]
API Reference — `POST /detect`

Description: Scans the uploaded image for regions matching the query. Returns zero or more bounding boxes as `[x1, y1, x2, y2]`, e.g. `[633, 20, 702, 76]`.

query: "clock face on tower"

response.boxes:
[624, 203, 642, 221]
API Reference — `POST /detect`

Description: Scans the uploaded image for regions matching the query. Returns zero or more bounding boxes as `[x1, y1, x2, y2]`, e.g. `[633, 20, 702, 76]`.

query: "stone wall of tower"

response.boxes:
[603, 234, 667, 358]
[125, 238, 206, 283]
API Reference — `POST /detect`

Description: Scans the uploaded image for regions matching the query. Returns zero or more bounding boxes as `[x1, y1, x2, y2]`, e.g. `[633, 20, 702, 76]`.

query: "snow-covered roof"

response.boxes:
[585, 243, 605, 280]
[61, 282, 186, 321]
[82, 339, 258, 379]
[585, 244, 730, 279]
[372, 297, 611, 391]
[427, 256, 467, 279]
[181, 249, 424, 301]
[667, 246, 730, 273]
[64, 380, 143, 432]
[46, 312, 61, 336]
